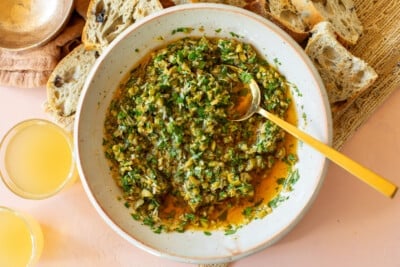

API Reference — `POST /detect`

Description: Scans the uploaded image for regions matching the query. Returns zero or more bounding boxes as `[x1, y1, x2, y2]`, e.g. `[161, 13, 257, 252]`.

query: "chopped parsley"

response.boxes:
[104, 36, 297, 234]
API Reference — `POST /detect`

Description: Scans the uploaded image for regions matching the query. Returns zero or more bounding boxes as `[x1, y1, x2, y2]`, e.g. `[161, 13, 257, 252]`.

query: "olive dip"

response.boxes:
[103, 36, 297, 234]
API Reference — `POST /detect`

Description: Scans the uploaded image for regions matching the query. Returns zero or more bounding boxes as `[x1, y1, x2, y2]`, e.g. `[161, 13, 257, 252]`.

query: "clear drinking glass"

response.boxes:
[0, 119, 78, 199]
[0, 206, 44, 267]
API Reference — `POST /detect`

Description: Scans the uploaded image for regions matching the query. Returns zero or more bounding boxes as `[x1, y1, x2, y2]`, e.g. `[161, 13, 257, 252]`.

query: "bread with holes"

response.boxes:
[291, 0, 363, 45]
[82, 0, 163, 50]
[46, 44, 100, 128]
[305, 21, 377, 106]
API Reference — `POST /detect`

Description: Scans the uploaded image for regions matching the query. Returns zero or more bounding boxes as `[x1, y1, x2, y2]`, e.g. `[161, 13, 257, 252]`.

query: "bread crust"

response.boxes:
[46, 44, 99, 118]
[291, 0, 363, 46]
[82, 0, 163, 50]
[305, 22, 377, 107]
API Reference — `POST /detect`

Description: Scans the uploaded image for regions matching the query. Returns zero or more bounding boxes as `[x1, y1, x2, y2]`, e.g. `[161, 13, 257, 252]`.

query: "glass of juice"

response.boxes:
[0, 119, 78, 199]
[0, 206, 44, 267]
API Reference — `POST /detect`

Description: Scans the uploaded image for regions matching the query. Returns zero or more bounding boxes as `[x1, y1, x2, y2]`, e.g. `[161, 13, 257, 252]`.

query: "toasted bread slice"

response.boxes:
[291, 0, 363, 45]
[305, 22, 377, 105]
[240, 0, 310, 43]
[184, 0, 361, 50]
[239, 0, 311, 42]
[269, 0, 309, 32]
[82, 0, 163, 50]
[46, 44, 99, 120]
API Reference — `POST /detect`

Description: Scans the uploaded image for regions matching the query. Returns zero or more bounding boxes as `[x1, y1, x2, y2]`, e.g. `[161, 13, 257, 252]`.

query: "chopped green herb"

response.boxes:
[224, 225, 239, 235]
[273, 57, 281, 65]
[268, 194, 289, 209]
[172, 27, 194, 34]
[285, 169, 300, 191]
[104, 36, 296, 233]
[153, 225, 164, 234]
[242, 207, 253, 217]
[239, 71, 253, 84]
[131, 213, 140, 220]
[229, 31, 241, 38]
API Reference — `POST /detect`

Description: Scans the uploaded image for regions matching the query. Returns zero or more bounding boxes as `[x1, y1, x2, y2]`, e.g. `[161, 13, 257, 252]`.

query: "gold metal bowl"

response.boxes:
[0, 0, 74, 51]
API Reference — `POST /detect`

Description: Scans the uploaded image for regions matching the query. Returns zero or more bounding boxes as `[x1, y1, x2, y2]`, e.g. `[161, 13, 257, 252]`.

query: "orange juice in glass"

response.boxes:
[0, 119, 78, 199]
[0, 206, 44, 267]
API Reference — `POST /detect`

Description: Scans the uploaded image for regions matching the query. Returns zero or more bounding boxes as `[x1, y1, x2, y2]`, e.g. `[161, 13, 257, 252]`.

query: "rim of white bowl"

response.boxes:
[74, 3, 333, 264]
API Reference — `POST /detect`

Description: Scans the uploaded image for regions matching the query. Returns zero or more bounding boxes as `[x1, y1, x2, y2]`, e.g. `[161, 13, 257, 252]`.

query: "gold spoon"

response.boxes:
[229, 76, 398, 198]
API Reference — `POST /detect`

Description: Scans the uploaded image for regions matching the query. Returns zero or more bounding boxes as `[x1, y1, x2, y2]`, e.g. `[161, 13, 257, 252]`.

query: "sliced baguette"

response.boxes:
[46, 44, 99, 121]
[305, 21, 377, 105]
[236, 0, 310, 43]
[181, 0, 361, 45]
[269, 0, 309, 32]
[291, 0, 363, 45]
[82, 0, 163, 50]
[82, 0, 139, 50]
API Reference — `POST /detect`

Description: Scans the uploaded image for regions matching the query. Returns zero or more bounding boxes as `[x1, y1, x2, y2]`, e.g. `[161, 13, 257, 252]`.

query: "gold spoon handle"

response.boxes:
[257, 107, 398, 198]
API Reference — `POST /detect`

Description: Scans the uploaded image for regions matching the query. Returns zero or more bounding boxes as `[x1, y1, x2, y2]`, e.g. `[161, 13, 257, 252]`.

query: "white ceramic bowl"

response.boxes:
[75, 3, 332, 264]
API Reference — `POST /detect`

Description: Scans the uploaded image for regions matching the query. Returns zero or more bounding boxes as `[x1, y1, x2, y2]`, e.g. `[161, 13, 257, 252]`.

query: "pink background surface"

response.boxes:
[0, 85, 399, 267]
